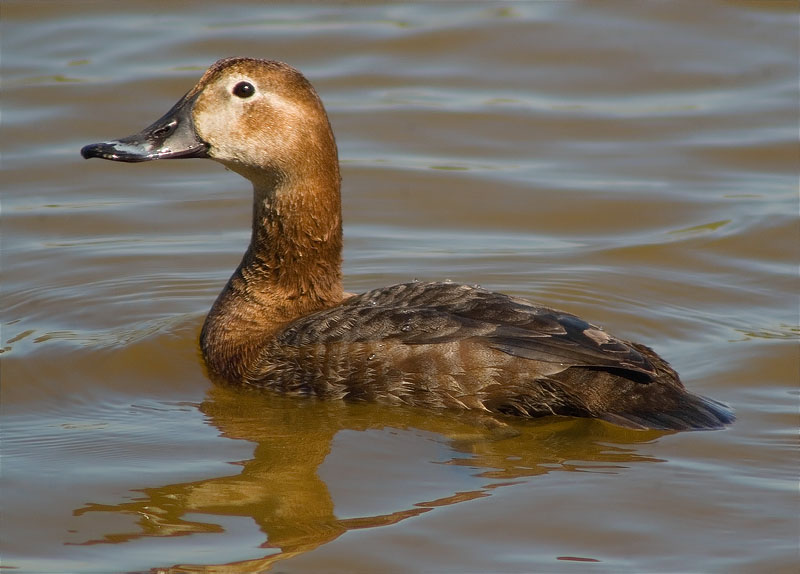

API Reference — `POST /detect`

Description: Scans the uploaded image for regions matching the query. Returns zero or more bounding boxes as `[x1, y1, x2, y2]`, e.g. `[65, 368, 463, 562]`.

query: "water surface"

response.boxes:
[2, 2, 798, 573]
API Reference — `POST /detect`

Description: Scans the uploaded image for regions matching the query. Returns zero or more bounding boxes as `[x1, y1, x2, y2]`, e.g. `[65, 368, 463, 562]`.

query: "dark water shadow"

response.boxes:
[71, 385, 668, 573]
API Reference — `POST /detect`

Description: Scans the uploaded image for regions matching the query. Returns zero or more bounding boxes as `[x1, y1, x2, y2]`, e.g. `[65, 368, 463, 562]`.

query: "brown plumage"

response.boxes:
[82, 57, 734, 430]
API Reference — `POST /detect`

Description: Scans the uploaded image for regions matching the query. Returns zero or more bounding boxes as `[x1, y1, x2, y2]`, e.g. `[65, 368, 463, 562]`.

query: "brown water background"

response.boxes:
[2, 2, 798, 573]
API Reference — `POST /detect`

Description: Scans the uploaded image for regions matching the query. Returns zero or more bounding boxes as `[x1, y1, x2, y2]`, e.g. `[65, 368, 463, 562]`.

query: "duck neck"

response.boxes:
[200, 162, 344, 382]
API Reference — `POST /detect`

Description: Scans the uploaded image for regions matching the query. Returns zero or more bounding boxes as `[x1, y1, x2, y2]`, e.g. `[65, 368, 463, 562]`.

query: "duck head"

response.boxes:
[82, 57, 346, 338]
[81, 57, 338, 188]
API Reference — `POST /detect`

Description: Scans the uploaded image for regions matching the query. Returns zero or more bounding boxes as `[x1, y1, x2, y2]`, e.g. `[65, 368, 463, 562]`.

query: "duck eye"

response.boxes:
[232, 81, 255, 99]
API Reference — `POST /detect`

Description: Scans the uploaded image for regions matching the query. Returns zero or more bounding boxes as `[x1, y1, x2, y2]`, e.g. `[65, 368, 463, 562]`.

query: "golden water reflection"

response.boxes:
[73, 386, 666, 573]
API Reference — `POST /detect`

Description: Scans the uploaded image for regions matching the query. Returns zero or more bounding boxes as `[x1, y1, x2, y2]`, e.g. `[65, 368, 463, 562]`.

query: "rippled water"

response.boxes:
[2, 2, 798, 573]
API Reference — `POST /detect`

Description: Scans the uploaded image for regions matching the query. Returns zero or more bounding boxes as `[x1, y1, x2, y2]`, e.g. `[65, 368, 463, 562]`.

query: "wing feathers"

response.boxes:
[276, 282, 656, 379]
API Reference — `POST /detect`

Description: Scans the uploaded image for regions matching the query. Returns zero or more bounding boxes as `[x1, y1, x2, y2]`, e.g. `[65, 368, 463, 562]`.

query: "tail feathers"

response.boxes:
[599, 393, 735, 431]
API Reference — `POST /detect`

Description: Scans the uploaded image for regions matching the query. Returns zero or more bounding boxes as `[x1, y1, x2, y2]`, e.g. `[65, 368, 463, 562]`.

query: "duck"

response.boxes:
[81, 57, 734, 431]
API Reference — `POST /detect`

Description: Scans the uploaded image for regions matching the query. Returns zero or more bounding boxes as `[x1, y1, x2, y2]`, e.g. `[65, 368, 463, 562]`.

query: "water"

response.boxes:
[2, 2, 798, 573]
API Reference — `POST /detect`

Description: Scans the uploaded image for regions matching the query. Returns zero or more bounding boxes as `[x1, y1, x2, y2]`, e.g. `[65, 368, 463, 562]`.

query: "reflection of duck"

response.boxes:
[72, 387, 667, 573]
[82, 57, 733, 430]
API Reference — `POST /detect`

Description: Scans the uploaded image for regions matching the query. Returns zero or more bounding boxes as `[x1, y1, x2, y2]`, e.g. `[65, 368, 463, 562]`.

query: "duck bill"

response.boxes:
[81, 91, 209, 163]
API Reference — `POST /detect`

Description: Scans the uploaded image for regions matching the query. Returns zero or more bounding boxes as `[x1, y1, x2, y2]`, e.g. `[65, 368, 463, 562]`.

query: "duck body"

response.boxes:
[202, 279, 731, 430]
[81, 57, 733, 431]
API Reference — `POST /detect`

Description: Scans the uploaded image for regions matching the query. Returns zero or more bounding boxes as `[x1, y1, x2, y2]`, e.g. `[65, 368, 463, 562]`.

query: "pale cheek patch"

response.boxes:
[193, 83, 304, 165]
[194, 103, 241, 154]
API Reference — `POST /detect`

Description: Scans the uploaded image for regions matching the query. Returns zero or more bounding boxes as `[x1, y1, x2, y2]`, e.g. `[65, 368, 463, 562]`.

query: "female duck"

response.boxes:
[82, 57, 733, 430]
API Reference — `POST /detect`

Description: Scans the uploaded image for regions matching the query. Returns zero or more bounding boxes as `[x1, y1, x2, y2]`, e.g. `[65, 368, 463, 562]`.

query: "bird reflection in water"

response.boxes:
[71, 386, 666, 573]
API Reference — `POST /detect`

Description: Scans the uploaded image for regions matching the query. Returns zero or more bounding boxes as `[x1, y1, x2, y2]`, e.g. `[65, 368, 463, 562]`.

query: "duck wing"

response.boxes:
[274, 281, 657, 379]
